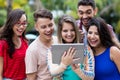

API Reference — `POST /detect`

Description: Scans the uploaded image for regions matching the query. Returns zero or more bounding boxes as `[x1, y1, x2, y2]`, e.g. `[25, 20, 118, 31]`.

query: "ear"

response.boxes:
[35, 23, 38, 31]
[77, 10, 82, 19]
[77, 9, 80, 16]
[94, 7, 98, 16]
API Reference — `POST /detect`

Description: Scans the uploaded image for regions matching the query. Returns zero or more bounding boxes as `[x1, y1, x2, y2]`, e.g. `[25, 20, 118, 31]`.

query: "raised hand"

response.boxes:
[61, 47, 76, 66]
[79, 30, 85, 43]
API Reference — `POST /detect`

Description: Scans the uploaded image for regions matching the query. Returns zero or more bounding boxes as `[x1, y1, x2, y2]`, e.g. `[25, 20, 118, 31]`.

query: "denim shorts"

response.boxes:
[3, 78, 12, 80]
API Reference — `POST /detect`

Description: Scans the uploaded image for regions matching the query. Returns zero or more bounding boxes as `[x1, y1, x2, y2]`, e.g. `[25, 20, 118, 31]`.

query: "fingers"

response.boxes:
[72, 50, 76, 58]
[62, 51, 67, 57]
[79, 30, 84, 35]
[69, 47, 75, 56]
[73, 58, 80, 62]
[66, 47, 76, 57]
[71, 64, 76, 70]
[61, 47, 76, 65]
[72, 64, 79, 70]
[79, 30, 84, 41]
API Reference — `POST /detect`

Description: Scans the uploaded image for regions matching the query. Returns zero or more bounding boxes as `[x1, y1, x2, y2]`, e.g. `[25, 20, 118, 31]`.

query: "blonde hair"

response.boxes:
[57, 15, 80, 43]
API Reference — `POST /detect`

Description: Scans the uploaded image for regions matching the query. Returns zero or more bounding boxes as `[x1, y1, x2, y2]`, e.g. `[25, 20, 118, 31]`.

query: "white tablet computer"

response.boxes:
[51, 43, 85, 64]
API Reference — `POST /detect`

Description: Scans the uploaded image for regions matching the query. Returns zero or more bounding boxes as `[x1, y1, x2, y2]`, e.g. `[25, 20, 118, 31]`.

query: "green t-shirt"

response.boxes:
[62, 65, 83, 80]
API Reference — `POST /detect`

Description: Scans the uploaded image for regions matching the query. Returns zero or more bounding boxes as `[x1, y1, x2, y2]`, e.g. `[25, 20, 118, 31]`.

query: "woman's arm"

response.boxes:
[47, 47, 76, 76]
[0, 57, 3, 80]
[110, 46, 120, 72]
[47, 49, 67, 76]
[72, 46, 95, 80]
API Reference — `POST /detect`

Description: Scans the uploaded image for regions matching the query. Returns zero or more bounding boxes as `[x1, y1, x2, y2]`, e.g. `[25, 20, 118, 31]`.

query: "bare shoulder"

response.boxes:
[110, 46, 120, 61]
[110, 46, 120, 52]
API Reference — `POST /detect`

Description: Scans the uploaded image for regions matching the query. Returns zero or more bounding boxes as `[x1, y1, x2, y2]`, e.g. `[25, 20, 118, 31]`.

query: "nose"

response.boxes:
[67, 31, 72, 36]
[82, 13, 88, 18]
[46, 27, 51, 32]
[19, 25, 25, 28]
[90, 33, 95, 39]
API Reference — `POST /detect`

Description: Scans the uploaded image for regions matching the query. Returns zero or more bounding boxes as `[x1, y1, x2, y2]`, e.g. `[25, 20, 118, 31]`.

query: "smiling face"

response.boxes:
[61, 22, 76, 43]
[87, 25, 101, 48]
[78, 5, 97, 28]
[13, 14, 27, 37]
[35, 18, 54, 41]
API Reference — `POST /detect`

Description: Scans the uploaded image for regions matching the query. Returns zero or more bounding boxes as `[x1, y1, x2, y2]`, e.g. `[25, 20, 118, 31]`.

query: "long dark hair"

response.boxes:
[87, 17, 115, 49]
[0, 9, 27, 58]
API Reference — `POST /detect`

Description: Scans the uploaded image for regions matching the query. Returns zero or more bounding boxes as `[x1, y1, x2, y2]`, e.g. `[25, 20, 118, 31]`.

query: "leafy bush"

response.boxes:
[0, 9, 7, 27]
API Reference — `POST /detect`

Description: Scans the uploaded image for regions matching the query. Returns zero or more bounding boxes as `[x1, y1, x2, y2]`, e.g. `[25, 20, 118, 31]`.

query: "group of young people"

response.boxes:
[0, 0, 120, 80]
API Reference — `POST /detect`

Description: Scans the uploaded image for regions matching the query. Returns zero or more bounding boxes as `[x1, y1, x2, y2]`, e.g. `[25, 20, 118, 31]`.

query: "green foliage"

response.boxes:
[41, 0, 79, 23]
[21, 5, 34, 31]
[0, 0, 34, 32]
[116, 21, 120, 33]
[96, 0, 120, 35]
[13, 0, 28, 5]
[41, 0, 65, 11]
[0, 0, 120, 35]
[0, 0, 6, 8]
[0, 9, 7, 27]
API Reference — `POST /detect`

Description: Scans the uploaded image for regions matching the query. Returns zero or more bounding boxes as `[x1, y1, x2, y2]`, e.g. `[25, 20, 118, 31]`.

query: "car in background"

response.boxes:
[25, 29, 39, 44]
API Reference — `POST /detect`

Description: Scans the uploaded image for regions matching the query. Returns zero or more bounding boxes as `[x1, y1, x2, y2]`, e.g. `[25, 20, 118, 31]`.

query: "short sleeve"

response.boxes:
[0, 40, 7, 57]
[107, 24, 116, 37]
[25, 48, 38, 74]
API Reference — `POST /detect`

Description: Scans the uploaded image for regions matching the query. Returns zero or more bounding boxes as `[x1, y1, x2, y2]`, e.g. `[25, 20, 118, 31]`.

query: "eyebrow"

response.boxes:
[78, 9, 92, 12]
[17, 20, 27, 23]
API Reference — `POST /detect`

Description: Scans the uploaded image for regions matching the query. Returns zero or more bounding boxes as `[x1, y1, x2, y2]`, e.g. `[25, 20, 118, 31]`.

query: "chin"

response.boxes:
[17, 35, 22, 37]
[46, 37, 52, 41]
[48, 36, 52, 39]
[90, 44, 97, 48]
[83, 23, 88, 27]
[16, 33, 22, 36]
[66, 41, 73, 43]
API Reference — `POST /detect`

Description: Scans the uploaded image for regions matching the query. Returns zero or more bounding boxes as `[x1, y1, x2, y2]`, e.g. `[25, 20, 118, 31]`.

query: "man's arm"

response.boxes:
[25, 47, 38, 80]
[108, 24, 120, 49]
[112, 36, 120, 49]
[0, 57, 3, 80]
[26, 72, 37, 80]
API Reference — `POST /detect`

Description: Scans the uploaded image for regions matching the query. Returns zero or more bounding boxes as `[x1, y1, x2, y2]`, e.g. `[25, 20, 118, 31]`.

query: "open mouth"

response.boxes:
[81, 17, 91, 26]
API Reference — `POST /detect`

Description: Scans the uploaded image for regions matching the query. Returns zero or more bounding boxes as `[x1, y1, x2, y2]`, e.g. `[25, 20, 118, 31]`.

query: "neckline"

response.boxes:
[37, 36, 52, 49]
[95, 48, 109, 57]
[15, 37, 22, 49]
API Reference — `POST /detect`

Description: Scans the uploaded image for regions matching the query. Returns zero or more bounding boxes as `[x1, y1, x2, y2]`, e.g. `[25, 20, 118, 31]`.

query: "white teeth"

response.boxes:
[91, 41, 96, 43]
[46, 33, 52, 36]
[91, 40, 96, 42]
[46, 33, 51, 35]
[19, 30, 22, 32]
[18, 29, 23, 32]
[66, 37, 72, 39]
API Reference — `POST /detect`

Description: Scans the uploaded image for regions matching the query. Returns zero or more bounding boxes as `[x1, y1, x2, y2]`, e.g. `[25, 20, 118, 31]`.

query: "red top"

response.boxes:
[0, 37, 28, 79]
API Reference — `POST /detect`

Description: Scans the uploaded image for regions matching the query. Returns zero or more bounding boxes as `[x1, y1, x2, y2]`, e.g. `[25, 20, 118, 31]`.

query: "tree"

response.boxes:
[96, 0, 120, 36]
[6, 0, 12, 17]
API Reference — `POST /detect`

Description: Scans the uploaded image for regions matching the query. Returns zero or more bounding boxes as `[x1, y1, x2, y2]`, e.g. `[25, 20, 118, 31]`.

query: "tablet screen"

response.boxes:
[51, 43, 85, 64]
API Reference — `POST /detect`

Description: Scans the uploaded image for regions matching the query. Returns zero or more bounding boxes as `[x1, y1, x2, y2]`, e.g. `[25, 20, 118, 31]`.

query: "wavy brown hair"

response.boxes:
[57, 15, 80, 43]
